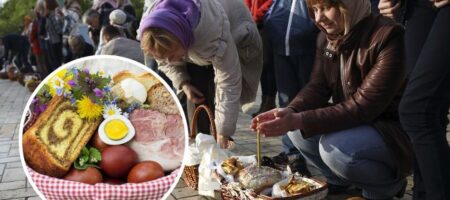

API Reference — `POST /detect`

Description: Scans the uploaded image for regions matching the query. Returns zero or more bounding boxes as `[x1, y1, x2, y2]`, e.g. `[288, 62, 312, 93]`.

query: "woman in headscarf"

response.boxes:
[139, 0, 262, 148]
[251, 0, 413, 199]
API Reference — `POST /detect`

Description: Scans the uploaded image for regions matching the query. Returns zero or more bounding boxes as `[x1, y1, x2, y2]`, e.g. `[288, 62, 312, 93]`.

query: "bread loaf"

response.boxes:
[238, 165, 282, 193]
[113, 71, 159, 91]
[147, 83, 179, 114]
[23, 96, 101, 178]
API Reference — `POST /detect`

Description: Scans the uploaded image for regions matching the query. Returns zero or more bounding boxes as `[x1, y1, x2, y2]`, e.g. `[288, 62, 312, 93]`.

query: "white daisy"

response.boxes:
[103, 104, 122, 119]
[51, 77, 65, 96]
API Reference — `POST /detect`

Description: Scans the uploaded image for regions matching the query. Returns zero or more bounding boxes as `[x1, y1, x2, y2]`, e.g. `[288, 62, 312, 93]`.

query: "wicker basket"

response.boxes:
[26, 80, 41, 93]
[0, 72, 8, 79]
[7, 70, 17, 81]
[182, 105, 234, 190]
[182, 105, 217, 190]
[220, 178, 328, 200]
[17, 72, 25, 86]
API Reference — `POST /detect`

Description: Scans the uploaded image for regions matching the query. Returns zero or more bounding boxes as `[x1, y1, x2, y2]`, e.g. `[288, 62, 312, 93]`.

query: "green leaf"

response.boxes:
[74, 161, 88, 170]
[81, 147, 89, 157]
[89, 147, 102, 163]
[85, 163, 101, 169]
[141, 104, 151, 109]
[72, 88, 83, 101]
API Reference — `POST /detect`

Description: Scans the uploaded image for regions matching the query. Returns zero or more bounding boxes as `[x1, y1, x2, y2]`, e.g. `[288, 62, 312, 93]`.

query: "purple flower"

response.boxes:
[34, 104, 48, 114]
[70, 98, 76, 105]
[103, 86, 111, 93]
[31, 97, 38, 104]
[56, 88, 64, 96]
[70, 68, 79, 77]
[83, 68, 90, 74]
[93, 88, 103, 98]
[68, 80, 76, 87]
[84, 77, 90, 83]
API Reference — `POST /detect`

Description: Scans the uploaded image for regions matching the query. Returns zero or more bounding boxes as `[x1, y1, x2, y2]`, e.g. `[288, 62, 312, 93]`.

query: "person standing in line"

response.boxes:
[379, 0, 450, 199]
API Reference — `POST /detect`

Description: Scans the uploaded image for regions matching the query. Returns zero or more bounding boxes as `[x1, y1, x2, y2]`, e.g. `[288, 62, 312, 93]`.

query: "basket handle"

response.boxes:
[190, 105, 217, 141]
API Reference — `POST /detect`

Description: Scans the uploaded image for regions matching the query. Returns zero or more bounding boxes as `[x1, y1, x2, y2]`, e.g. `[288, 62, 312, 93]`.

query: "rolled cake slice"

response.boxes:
[23, 96, 101, 178]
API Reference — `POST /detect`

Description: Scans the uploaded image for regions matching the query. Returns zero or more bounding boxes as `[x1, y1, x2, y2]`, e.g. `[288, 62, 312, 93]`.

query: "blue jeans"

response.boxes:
[288, 126, 405, 199]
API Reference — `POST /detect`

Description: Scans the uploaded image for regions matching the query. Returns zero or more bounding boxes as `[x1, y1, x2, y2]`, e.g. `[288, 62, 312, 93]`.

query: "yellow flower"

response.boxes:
[48, 69, 73, 97]
[77, 96, 103, 120]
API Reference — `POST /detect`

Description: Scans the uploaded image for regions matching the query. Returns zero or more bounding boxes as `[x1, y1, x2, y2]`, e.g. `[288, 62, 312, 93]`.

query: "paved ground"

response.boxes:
[0, 78, 449, 200]
[0, 79, 40, 199]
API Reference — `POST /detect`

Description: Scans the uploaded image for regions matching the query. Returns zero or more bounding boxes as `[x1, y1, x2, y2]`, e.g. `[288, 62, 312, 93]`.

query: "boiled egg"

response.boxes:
[99, 115, 135, 145]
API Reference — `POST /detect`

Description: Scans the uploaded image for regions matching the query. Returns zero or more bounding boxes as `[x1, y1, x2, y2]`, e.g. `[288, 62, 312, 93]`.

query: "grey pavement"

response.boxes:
[0, 79, 39, 200]
[0, 78, 449, 200]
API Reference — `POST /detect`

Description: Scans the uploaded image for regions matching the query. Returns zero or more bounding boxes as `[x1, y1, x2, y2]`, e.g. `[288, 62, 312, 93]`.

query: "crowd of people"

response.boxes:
[0, 0, 449, 199]
[0, 0, 140, 78]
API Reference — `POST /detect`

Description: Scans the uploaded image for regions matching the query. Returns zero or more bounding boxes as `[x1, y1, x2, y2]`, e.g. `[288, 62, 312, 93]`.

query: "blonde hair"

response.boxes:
[140, 28, 181, 58]
[35, 0, 46, 16]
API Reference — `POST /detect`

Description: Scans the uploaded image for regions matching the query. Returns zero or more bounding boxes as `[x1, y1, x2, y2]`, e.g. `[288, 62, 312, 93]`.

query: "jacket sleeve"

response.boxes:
[157, 60, 190, 90]
[288, 33, 332, 112]
[211, 32, 242, 137]
[255, 0, 273, 24]
[297, 25, 406, 138]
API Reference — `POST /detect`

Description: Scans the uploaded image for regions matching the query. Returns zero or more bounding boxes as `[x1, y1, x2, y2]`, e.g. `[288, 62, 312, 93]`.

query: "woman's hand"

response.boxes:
[432, 0, 450, 8]
[217, 134, 230, 149]
[250, 108, 299, 137]
[378, 0, 401, 19]
[182, 82, 205, 104]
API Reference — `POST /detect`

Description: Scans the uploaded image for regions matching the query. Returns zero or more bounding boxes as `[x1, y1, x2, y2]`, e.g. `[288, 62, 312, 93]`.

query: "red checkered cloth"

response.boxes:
[27, 167, 180, 200]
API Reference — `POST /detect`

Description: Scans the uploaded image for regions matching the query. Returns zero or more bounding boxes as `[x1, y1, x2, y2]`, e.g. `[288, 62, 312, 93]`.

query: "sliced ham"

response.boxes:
[128, 109, 185, 171]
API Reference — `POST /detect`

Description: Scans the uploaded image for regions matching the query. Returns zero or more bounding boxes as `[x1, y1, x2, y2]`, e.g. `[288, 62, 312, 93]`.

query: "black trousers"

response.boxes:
[186, 63, 215, 135]
[399, 1, 450, 199]
[47, 42, 63, 73]
[260, 28, 277, 97]
[15, 42, 32, 73]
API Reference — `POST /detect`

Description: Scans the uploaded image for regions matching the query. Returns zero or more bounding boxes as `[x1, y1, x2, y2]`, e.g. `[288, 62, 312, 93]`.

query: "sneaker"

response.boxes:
[288, 158, 312, 177]
[271, 152, 289, 165]
[395, 179, 407, 198]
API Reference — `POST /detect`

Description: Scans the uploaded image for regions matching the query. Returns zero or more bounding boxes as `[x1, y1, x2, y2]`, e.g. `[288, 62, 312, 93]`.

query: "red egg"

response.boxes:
[127, 161, 165, 183]
[100, 145, 138, 178]
[90, 131, 110, 151]
[63, 167, 103, 185]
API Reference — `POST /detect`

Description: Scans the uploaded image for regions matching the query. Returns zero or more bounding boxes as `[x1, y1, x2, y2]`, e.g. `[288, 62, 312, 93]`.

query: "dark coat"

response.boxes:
[288, 14, 413, 177]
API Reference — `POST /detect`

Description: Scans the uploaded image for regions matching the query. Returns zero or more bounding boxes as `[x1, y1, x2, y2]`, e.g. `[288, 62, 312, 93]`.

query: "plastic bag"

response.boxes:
[198, 143, 231, 197]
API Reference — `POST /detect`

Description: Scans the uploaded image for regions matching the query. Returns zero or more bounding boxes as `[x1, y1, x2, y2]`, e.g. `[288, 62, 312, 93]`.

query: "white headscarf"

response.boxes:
[339, 0, 371, 34]
[307, 0, 371, 50]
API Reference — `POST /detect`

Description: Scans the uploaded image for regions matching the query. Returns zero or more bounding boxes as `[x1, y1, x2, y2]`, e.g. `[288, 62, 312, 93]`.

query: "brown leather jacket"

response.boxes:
[288, 14, 413, 177]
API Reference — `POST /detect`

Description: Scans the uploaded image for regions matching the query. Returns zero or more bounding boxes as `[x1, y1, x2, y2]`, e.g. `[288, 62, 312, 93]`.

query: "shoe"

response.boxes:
[355, 180, 406, 200]
[395, 179, 407, 198]
[288, 157, 312, 177]
[261, 156, 282, 170]
[271, 152, 289, 165]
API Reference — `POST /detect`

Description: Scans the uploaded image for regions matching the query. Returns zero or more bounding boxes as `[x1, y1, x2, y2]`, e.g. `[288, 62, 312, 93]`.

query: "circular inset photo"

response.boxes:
[19, 56, 188, 200]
